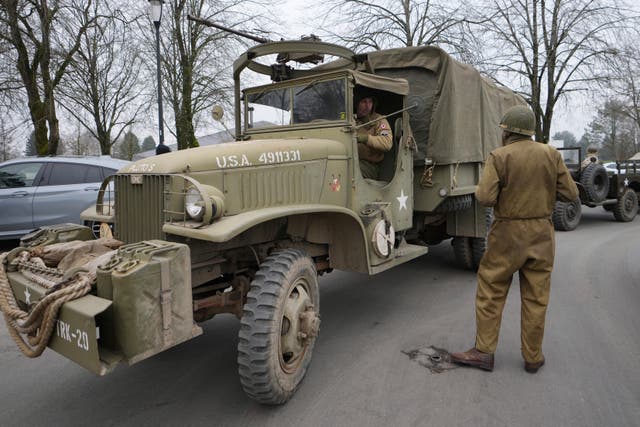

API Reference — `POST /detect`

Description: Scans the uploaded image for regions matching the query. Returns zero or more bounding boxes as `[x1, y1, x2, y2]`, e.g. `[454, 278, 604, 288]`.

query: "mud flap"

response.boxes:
[446, 198, 487, 238]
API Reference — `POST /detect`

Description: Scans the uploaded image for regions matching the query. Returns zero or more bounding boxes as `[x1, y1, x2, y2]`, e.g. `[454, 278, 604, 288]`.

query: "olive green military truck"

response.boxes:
[0, 39, 524, 404]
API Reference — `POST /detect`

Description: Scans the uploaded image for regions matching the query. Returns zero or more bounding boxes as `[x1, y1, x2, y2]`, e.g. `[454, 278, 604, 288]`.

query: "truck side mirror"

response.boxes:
[211, 105, 235, 140]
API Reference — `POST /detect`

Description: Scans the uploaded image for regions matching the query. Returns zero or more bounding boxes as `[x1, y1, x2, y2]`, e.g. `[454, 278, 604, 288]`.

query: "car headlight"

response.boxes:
[185, 187, 205, 221]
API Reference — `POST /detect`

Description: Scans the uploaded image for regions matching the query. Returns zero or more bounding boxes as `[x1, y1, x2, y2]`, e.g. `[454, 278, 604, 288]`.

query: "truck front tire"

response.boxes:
[237, 249, 320, 405]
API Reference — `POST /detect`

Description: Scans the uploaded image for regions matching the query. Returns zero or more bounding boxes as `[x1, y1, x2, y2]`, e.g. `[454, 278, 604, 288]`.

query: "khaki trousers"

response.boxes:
[475, 218, 554, 363]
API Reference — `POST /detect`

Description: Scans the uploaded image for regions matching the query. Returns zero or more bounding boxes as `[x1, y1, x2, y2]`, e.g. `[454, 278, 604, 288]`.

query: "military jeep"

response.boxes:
[552, 147, 640, 230]
[1, 40, 524, 404]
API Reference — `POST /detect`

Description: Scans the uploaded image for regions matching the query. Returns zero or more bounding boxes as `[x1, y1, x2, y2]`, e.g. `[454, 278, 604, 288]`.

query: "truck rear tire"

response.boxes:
[580, 164, 609, 202]
[552, 200, 582, 231]
[452, 237, 474, 270]
[470, 237, 486, 269]
[613, 189, 638, 222]
[451, 207, 492, 270]
[237, 249, 320, 405]
[470, 207, 493, 268]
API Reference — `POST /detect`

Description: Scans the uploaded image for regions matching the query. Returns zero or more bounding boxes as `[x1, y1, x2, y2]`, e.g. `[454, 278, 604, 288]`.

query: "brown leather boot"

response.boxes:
[450, 347, 494, 371]
[524, 356, 545, 373]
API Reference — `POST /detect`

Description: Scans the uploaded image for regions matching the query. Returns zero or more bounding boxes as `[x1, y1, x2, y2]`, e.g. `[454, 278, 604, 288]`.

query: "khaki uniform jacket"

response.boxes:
[356, 113, 392, 163]
[476, 139, 579, 218]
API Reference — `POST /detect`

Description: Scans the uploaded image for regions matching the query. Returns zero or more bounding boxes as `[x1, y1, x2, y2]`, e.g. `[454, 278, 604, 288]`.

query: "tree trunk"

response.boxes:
[30, 101, 49, 156]
[45, 98, 60, 155]
[177, 60, 198, 150]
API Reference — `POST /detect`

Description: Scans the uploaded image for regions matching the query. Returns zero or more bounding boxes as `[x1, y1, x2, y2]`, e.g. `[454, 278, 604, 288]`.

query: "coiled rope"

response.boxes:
[0, 250, 95, 358]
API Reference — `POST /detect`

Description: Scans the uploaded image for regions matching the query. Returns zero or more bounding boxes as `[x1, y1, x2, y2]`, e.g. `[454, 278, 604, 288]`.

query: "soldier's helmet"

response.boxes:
[499, 105, 535, 136]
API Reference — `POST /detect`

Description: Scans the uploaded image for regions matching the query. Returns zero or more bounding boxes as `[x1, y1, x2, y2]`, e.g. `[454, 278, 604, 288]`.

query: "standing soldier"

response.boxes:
[451, 106, 579, 373]
[355, 91, 392, 180]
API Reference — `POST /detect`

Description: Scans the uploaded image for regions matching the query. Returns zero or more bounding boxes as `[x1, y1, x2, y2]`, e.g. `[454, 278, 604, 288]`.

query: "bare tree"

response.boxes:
[60, 120, 99, 156]
[0, 113, 19, 160]
[606, 43, 640, 145]
[0, 0, 100, 155]
[150, 0, 273, 150]
[0, 31, 22, 110]
[583, 98, 637, 160]
[313, 0, 475, 57]
[58, 3, 144, 155]
[471, 0, 636, 143]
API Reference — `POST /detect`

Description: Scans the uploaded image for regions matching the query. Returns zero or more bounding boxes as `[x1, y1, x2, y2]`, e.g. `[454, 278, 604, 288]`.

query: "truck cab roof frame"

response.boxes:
[232, 41, 359, 139]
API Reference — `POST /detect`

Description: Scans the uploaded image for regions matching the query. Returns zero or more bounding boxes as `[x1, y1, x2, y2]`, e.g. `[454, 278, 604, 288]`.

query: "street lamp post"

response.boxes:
[149, 0, 164, 147]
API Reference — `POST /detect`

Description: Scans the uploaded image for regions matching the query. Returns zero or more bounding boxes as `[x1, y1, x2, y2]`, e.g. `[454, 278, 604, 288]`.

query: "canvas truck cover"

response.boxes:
[324, 46, 527, 165]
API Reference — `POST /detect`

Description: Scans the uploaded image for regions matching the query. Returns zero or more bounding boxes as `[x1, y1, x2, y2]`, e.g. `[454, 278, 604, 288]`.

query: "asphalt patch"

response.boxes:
[403, 345, 459, 373]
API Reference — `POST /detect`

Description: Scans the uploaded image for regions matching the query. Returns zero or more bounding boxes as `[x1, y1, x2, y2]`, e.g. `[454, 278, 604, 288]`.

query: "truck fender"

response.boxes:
[162, 204, 372, 273]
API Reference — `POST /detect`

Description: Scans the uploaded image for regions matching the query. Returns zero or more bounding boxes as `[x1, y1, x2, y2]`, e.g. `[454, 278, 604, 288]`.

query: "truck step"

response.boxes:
[370, 242, 428, 275]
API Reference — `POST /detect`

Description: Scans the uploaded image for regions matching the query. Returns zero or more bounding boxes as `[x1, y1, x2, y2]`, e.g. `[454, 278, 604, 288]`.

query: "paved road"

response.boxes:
[1, 207, 639, 427]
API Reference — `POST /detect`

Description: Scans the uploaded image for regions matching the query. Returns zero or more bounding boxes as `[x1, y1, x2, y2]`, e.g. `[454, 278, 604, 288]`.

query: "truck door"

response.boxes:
[352, 88, 414, 265]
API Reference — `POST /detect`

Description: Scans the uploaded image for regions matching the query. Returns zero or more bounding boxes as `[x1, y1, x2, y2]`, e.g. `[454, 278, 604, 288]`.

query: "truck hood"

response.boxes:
[122, 138, 347, 174]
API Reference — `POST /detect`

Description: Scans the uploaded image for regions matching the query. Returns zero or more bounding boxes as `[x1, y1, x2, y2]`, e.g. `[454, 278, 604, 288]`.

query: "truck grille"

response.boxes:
[114, 175, 165, 243]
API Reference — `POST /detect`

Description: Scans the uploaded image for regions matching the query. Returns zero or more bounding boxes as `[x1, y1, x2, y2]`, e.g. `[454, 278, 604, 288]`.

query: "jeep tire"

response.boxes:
[580, 163, 609, 202]
[552, 199, 582, 231]
[238, 249, 320, 405]
[613, 189, 638, 222]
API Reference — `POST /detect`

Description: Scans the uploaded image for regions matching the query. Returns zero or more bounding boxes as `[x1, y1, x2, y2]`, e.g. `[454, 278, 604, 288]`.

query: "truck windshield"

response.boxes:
[245, 78, 346, 130]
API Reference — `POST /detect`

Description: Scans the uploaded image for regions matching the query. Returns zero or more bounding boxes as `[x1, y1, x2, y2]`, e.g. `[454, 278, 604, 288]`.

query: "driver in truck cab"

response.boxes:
[355, 91, 392, 180]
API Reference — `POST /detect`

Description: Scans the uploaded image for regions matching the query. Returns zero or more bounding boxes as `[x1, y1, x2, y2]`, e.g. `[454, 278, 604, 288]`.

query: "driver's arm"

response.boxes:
[366, 118, 392, 152]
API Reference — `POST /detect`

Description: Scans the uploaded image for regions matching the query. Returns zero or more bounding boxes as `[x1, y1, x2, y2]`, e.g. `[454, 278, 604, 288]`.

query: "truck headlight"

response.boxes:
[185, 187, 205, 221]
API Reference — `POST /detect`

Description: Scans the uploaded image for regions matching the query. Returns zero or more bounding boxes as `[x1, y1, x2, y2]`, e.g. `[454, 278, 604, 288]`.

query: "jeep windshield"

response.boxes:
[244, 77, 347, 130]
